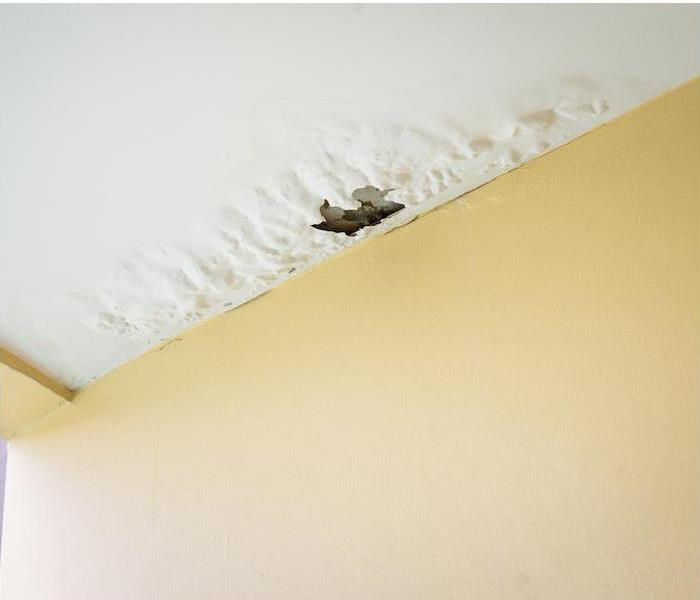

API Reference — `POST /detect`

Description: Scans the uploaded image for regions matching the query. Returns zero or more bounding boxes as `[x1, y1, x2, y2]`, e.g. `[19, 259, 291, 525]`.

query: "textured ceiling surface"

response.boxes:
[1, 5, 699, 389]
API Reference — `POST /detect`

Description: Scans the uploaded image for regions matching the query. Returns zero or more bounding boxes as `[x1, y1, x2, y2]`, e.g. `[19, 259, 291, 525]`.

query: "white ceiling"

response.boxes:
[1, 5, 699, 389]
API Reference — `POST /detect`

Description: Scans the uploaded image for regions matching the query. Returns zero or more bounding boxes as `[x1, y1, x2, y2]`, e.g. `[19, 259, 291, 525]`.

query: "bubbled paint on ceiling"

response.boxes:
[1, 4, 699, 390]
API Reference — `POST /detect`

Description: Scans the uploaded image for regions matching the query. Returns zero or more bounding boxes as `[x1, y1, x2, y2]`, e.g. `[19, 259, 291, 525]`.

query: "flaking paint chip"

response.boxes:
[311, 186, 405, 236]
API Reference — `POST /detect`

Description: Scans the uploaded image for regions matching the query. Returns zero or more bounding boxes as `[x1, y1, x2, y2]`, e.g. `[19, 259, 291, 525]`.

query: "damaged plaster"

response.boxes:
[81, 89, 615, 360]
[312, 187, 405, 236]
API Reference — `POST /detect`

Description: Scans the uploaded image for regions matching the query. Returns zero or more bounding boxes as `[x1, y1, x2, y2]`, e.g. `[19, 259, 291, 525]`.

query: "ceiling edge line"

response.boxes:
[0, 348, 74, 402]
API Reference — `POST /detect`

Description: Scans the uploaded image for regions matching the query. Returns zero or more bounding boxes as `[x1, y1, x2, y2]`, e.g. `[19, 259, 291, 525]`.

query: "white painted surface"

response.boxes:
[1, 4, 698, 389]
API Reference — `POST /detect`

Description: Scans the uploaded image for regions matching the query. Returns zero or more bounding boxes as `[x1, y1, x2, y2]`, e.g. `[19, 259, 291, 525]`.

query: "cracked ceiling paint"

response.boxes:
[1, 5, 699, 389]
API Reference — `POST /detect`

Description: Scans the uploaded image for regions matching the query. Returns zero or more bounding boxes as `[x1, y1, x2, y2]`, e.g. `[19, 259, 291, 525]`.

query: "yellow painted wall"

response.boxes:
[1, 79, 698, 599]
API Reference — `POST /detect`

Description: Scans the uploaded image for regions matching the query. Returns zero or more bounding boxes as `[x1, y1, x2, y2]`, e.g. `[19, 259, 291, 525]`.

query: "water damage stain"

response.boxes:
[71, 88, 613, 389]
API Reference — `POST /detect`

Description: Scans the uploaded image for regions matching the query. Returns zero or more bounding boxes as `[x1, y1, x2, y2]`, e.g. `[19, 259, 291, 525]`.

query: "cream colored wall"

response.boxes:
[0, 348, 72, 440]
[1, 79, 698, 599]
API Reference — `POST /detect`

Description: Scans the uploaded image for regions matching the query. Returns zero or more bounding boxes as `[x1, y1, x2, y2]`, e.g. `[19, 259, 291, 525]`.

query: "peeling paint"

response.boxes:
[312, 187, 404, 236]
[72, 89, 616, 374]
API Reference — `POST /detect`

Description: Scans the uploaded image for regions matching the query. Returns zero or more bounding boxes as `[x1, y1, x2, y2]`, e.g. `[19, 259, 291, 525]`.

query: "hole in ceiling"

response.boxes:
[311, 186, 405, 237]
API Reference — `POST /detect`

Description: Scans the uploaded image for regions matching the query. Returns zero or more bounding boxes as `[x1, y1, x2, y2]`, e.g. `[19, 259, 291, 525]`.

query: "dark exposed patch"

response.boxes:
[311, 186, 404, 237]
